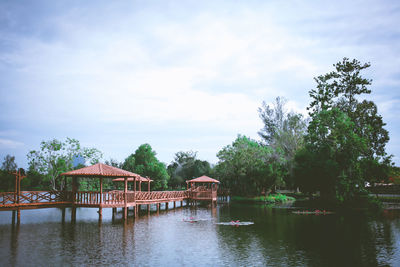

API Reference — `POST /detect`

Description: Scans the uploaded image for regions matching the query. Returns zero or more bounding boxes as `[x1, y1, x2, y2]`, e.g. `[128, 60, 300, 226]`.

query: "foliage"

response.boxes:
[0, 155, 18, 191]
[27, 138, 102, 190]
[122, 144, 169, 190]
[167, 151, 212, 189]
[295, 58, 391, 203]
[231, 194, 295, 203]
[215, 135, 285, 196]
[258, 97, 307, 188]
[1, 154, 17, 172]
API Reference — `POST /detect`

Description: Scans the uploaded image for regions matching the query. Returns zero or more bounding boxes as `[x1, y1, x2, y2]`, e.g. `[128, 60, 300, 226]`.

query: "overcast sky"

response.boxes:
[1, 0, 399, 168]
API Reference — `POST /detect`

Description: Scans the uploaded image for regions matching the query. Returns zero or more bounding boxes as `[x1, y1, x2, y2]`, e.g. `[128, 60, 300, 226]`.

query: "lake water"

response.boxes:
[1, 203, 400, 266]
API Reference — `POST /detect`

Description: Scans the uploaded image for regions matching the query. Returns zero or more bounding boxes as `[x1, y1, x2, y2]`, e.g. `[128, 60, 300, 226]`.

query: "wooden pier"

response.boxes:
[0, 164, 220, 223]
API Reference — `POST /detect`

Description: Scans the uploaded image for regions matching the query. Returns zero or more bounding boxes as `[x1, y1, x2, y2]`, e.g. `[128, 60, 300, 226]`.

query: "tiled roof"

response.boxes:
[60, 163, 141, 178]
[112, 176, 153, 182]
[186, 175, 220, 183]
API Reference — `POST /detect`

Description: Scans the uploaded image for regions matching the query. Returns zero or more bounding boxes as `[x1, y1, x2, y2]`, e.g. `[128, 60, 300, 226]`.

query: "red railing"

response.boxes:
[135, 191, 188, 201]
[1, 189, 214, 208]
[0, 191, 70, 206]
[189, 190, 217, 200]
[73, 191, 136, 205]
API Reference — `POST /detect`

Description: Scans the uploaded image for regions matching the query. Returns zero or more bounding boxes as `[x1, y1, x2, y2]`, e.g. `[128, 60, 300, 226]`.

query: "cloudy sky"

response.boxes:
[1, 0, 399, 168]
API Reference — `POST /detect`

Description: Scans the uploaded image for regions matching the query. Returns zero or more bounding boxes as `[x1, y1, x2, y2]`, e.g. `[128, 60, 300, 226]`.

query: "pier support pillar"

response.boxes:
[71, 207, 76, 223]
[12, 210, 16, 225]
[166, 202, 169, 210]
[174, 201, 176, 208]
[16, 209, 20, 225]
[61, 208, 66, 223]
[123, 207, 127, 220]
[98, 207, 103, 221]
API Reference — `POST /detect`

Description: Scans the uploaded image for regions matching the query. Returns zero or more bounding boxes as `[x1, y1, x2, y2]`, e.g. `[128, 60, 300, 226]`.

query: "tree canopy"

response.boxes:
[27, 138, 102, 190]
[215, 135, 285, 196]
[122, 144, 169, 190]
[258, 97, 307, 188]
[167, 151, 212, 188]
[295, 58, 391, 202]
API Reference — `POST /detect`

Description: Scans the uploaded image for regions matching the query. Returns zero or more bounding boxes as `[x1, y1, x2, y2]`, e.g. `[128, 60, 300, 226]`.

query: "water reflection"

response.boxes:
[0, 204, 399, 266]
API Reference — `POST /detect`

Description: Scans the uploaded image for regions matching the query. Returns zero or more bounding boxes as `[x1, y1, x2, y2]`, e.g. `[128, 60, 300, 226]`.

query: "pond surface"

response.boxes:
[0, 203, 400, 266]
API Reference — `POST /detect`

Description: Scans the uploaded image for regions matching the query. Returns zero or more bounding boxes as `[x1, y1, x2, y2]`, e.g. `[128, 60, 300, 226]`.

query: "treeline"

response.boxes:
[0, 58, 395, 204]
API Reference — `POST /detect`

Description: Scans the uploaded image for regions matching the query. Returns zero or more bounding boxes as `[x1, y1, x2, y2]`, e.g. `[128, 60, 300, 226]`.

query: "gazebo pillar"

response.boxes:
[134, 177, 137, 218]
[124, 177, 128, 220]
[99, 177, 103, 220]
[71, 177, 77, 222]
[148, 180, 150, 192]
[139, 181, 142, 192]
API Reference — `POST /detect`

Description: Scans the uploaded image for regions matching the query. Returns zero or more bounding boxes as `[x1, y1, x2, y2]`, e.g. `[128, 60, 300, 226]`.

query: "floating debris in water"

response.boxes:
[182, 217, 210, 223]
[292, 210, 334, 215]
[216, 220, 254, 226]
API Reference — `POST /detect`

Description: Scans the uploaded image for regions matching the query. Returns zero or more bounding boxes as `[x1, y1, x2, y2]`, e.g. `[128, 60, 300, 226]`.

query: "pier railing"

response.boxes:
[1, 189, 215, 209]
[0, 191, 70, 207]
[189, 190, 217, 200]
[135, 191, 188, 201]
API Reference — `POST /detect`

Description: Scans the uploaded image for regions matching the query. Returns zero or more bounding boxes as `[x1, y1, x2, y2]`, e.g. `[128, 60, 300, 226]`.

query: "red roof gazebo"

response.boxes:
[60, 163, 141, 219]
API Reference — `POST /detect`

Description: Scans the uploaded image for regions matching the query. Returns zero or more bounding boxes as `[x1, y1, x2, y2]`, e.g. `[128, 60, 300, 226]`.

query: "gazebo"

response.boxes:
[186, 175, 219, 203]
[61, 163, 140, 220]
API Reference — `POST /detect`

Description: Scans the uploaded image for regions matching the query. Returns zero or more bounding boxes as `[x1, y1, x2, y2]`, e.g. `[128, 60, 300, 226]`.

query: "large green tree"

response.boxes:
[27, 138, 102, 190]
[295, 58, 391, 202]
[167, 151, 212, 189]
[215, 135, 285, 196]
[122, 144, 169, 190]
[258, 97, 307, 187]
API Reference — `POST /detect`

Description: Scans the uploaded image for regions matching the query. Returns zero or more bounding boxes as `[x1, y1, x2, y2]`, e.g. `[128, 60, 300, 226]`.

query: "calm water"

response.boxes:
[1, 203, 400, 266]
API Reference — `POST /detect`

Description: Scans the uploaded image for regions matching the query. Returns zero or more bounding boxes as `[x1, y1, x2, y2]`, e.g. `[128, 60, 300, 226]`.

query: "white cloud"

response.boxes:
[1, 0, 399, 164]
[0, 138, 24, 149]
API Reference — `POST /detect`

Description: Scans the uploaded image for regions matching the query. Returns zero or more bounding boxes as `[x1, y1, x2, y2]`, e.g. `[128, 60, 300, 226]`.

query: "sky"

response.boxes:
[0, 0, 400, 168]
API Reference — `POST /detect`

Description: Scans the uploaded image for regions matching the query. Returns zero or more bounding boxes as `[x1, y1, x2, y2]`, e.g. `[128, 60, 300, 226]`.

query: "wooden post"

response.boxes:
[16, 209, 20, 225]
[61, 208, 66, 223]
[124, 177, 128, 220]
[166, 202, 169, 210]
[139, 181, 142, 192]
[99, 178, 103, 220]
[174, 201, 176, 208]
[71, 176, 77, 223]
[148, 179, 150, 192]
[12, 210, 15, 225]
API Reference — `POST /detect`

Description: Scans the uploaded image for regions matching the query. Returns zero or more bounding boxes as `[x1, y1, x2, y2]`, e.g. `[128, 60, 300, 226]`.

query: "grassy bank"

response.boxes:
[231, 194, 295, 204]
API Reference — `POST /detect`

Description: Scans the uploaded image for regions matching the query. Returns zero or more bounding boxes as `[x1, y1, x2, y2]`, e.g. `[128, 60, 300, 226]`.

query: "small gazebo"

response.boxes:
[186, 175, 220, 191]
[186, 176, 219, 202]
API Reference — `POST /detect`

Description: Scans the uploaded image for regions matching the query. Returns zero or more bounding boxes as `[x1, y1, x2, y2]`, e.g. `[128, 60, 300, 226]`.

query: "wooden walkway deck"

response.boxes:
[0, 189, 217, 224]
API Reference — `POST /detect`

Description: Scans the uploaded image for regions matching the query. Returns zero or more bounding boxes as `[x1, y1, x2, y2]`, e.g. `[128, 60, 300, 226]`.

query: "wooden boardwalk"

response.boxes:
[1, 165, 221, 223]
[0, 189, 217, 223]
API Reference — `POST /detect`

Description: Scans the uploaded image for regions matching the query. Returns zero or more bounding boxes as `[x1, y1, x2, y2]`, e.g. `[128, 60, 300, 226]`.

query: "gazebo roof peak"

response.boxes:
[60, 163, 141, 178]
[186, 175, 220, 183]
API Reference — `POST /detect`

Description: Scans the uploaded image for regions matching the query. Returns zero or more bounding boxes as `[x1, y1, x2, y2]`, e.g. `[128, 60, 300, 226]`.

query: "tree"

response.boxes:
[295, 108, 367, 201]
[27, 138, 102, 190]
[295, 58, 391, 202]
[122, 144, 169, 190]
[1, 154, 17, 172]
[167, 151, 212, 188]
[258, 97, 307, 187]
[215, 135, 285, 196]
[0, 155, 18, 191]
